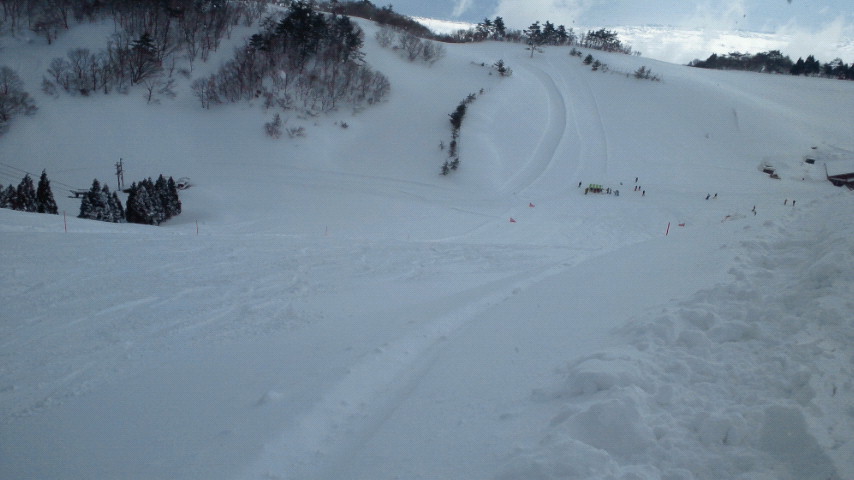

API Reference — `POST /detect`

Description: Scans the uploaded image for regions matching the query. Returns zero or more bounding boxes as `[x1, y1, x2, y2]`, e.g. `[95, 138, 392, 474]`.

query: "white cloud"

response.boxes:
[452, 0, 475, 18]
[776, 15, 854, 60]
[491, 0, 602, 30]
[681, 0, 750, 31]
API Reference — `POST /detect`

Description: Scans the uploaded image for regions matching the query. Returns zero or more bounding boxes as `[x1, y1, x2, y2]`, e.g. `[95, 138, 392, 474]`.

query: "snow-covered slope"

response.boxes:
[2, 17, 853, 480]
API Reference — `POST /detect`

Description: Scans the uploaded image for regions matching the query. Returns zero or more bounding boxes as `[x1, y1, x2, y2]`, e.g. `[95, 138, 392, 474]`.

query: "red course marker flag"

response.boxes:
[529, 202, 535, 207]
[510, 218, 517, 223]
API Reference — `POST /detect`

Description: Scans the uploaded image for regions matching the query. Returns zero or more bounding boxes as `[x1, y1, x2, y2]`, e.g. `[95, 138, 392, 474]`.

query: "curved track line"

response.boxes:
[239, 261, 570, 480]
[498, 65, 569, 195]
[549, 57, 610, 181]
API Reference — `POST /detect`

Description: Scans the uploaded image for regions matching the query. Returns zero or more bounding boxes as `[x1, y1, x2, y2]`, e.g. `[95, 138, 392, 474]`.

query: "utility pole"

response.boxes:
[115, 158, 124, 191]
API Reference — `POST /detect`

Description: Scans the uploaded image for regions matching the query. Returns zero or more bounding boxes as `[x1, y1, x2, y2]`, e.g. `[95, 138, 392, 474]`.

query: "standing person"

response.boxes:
[792, 200, 796, 206]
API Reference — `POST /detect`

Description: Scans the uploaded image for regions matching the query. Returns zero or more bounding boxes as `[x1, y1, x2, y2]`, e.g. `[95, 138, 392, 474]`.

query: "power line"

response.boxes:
[0, 161, 84, 191]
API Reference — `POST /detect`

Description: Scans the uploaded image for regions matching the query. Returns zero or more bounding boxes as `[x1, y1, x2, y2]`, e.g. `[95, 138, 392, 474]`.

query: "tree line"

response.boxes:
[441, 91, 482, 175]
[0, 170, 58, 214]
[192, 1, 390, 113]
[455, 18, 636, 56]
[689, 50, 854, 80]
[321, 1, 637, 56]
[0, 169, 182, 226]
[77, 174, 182, 225]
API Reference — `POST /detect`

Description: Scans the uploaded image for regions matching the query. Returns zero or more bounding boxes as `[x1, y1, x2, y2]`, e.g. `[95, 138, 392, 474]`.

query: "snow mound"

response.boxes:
[500, 194, 854, 480]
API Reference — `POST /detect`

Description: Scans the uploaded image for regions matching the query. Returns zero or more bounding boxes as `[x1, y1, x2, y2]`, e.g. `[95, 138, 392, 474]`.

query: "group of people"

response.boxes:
[578, 177, 644, 197]
[710, 193, 796, 217]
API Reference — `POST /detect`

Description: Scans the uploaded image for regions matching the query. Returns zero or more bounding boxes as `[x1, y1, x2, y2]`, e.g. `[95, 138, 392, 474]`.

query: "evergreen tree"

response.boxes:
[129, 32, 161, 84]
[126, 181, 155, 225]
[494, 59, 511, 77]
[77, 179, 124, 223]
[804, 55, 821, 75]
[108, 190, 125, 223]
[145, 177, 164, 223]
[79, 178, 107, 220]
[15, 174, 38, 212]
[125, 176, 178, 225]
[0, 184, 14, 208]
[791, 57, 806, 75]
[525, 21, 544, 57]
[165, 176, 182, 218]
[449, 102, 466, 132]
[542, 21, 557, 45]
[36, 169, 58, 214]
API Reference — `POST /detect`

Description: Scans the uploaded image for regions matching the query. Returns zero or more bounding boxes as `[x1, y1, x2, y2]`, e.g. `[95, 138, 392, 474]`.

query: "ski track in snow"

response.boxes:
[498, 64, 568, 196]
[3, 17, 854, 480]
[548, 55, 610, 184]
[241, 261, 574, 480]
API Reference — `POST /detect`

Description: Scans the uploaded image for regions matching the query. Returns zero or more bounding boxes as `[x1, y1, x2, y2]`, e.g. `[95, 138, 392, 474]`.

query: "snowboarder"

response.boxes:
[706, 194, 710, 200]
[713, 193, 717, 199]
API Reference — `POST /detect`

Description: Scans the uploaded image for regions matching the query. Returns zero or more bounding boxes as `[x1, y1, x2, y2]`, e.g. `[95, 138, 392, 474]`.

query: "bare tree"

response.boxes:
[0, 66, 37, 134]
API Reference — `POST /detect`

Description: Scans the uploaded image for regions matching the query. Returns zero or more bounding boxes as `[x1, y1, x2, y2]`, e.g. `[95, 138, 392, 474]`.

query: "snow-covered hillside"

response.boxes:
[2, 15, 853, 480]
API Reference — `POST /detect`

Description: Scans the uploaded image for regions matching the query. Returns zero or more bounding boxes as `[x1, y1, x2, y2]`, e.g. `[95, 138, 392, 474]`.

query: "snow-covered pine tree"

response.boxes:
[0, 184, 13, 208]
[125, 181, 151, 224]
[145, 177, 165, 224]
[166, 176, 181, 218]
[36, 170, 58, 214]
[100, 184, 122, 222]
[154, 175, 170, 221]
[127, 178, 163, 225]
[108, 189, 125, 223]
[124, 175, 180, 225]
[79, 179, 106, 220]
[15, 174, 38, 212]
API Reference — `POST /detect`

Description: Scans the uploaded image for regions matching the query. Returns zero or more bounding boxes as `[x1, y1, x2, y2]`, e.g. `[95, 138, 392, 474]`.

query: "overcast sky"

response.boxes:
[386, 0, 853, 35]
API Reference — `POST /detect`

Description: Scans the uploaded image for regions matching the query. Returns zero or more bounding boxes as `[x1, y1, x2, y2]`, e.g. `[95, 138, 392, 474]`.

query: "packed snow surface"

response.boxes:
[2, 17, 853, 480]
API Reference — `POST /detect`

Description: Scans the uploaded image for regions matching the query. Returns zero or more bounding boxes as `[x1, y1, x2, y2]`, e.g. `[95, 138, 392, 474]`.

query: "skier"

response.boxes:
[706, 194, 710, 200]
